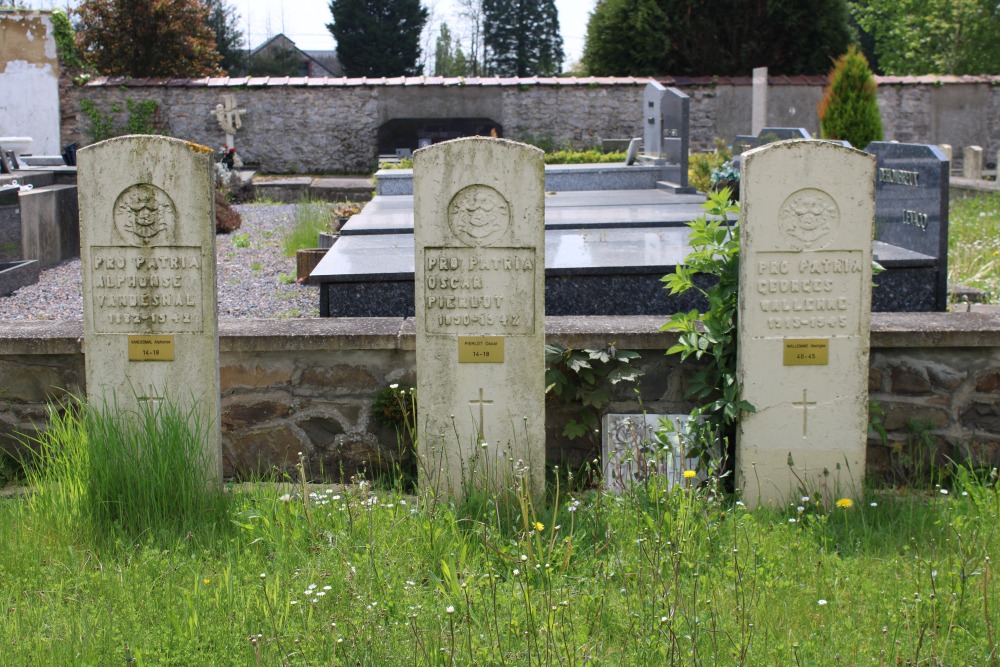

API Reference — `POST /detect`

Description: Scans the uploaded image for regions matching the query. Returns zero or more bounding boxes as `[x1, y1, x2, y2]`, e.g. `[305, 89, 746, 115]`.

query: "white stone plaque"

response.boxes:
[78, 135, 222, 481]
[414, 138, 545, 499]
[737, 139, 874, 507]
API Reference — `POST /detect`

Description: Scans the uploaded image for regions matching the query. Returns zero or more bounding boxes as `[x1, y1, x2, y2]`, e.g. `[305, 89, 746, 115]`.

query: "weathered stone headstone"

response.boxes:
[414, 137, 545, 499]
[78, 135, 221, 481]
[737, 140, 875, 507]
[751, 67, 768, 135]
[865, 141, 949, 310]
[963, 145, 983, 180]
[938, 144, 953, 163]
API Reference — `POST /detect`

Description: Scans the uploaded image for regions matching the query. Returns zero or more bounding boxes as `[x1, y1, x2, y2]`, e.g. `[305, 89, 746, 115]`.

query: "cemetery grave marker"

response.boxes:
[736, 139, 875, 507]
[78, 135, 222, 481]
[865, 141, 949, 310]
[602, 413, 700, 493]
[414, 138, 545, 499]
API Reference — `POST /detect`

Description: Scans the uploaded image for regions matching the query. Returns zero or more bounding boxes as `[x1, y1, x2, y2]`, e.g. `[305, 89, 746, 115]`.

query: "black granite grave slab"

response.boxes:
[865, 141, 949, 311]
[313, 230, 938, 317]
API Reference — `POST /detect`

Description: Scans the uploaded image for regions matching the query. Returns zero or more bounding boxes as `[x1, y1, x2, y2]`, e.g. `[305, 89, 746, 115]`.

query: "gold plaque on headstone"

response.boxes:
[458, 336, 505, 363]
[128, 335, 175, 361]
[783, 338, 829, 366]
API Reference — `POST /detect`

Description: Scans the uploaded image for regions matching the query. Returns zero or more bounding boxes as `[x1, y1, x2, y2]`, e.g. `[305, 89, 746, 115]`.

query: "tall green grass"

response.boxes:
[281, 201, 333, 257]
[949, 191, 1000, 303]
[22, 396, 227, 545]
[3, 448, 999, 664]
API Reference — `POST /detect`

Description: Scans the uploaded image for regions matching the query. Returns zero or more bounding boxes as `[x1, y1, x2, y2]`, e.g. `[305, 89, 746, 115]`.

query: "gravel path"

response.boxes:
[0, 204, 320, 321]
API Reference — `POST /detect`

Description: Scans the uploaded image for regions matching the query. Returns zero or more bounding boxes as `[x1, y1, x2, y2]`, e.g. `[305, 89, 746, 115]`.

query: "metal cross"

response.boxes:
[792, 389, 817, 437]
[469, 387, 494, 441]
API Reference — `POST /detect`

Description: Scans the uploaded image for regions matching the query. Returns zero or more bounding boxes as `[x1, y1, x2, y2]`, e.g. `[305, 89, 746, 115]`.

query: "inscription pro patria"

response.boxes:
[424, 247, 535, 334]
[90, 246, 204, 333]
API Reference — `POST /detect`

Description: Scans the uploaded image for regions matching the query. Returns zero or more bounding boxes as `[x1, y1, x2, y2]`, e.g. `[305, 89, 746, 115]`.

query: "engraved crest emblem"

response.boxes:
[447, 185, 511, 247]
[778, 188, 839, 250]
[114, 184, 176, 246]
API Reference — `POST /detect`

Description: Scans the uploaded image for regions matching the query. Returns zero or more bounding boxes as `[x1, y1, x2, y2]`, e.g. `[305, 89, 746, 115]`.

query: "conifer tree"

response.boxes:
[327, 0, 429, 77]
[818, 45, 884, 149]
[483, 0, 564, 77]
[205, 0, 244, 75]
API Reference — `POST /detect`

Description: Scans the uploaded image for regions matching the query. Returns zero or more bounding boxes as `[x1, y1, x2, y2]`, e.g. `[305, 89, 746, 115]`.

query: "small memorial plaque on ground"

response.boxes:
[414, 138, 545, 499]
[78, 135, 222, 481]
[736, 139, 875, 507]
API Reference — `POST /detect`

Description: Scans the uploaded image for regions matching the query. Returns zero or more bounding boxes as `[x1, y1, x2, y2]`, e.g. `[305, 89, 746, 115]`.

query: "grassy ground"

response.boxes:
[4, 451, 999, 664]
[949, 192, 1000, 303]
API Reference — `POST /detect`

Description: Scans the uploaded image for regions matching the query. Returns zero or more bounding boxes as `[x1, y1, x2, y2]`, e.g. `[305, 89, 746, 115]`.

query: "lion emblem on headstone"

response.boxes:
[778, 188, 839, 250]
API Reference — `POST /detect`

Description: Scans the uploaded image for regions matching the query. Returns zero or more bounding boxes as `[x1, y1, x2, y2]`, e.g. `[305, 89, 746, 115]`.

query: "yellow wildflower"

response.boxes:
[533, 521, 544, 532]
[683, 470, 697, 479]
[835, 498, 854, 509]
[202, 578, 211, 585]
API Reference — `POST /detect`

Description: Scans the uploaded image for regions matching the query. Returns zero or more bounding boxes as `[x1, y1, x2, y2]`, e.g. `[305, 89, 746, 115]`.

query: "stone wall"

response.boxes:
[68, 75, 1000, 174]
[2, 314, 998, 484]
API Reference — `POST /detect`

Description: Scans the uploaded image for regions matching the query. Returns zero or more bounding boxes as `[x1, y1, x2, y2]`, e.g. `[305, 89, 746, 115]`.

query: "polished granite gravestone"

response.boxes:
[865, 142, 949, 311]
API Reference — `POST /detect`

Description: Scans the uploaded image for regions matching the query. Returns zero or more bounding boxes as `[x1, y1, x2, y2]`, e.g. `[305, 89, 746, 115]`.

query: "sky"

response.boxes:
[18, 0, 599, 71]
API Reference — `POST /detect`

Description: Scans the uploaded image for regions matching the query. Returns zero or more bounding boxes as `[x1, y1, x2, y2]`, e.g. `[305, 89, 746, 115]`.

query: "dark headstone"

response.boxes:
[865, 141, 949, 311]
[662, 87, 690, 187]
[0, 148, 11, 174]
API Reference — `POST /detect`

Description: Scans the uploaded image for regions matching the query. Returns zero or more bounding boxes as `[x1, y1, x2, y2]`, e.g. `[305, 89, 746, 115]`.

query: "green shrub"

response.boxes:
[544, 149, 627, 164]
[818, 45, 883, 149]
[688, 140, 731, 192]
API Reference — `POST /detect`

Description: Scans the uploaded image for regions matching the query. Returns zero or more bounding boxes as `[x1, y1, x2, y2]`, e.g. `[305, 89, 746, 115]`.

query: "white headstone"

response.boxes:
[751, 67, 768, 136]
[414, 137, 545, 500]
[736, 139, 875, 507]
[937, 144, 953, 163]
[963, 145, 983, 180]
[78, 135, 222, 481]
[0, 12, 61, 154]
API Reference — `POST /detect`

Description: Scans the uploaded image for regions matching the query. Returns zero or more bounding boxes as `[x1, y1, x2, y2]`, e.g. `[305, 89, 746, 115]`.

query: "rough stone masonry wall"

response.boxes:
[2, 316, 999, 485]
[70, 77, 1000, 173]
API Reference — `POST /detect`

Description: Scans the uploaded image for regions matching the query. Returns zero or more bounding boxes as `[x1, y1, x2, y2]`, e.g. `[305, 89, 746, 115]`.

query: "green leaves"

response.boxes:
[661, 189, 752, 464]
[545, 342, 645, 442]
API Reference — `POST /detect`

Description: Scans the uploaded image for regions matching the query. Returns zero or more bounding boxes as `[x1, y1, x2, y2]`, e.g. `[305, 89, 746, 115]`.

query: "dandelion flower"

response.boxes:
[683, 470, 697, 479]
[835, 498, 854, 509]
[533, 521, 544, 531]
[203, 578, 210, 585]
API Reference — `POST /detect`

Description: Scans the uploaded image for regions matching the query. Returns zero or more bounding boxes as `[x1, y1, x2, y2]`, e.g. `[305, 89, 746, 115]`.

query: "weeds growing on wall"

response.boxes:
[661, 188, 753, 470]
[80, 98, 166, 143]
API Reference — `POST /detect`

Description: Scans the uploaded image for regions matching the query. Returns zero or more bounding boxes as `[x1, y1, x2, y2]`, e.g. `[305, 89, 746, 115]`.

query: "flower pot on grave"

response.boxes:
[296, 248, 329, 284]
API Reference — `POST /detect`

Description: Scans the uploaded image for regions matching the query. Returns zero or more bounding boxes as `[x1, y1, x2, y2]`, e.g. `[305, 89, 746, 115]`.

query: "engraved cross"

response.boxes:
[137, 384, 165, 409]
[792, 389, 817, 437]
[469, 387, 494, 441]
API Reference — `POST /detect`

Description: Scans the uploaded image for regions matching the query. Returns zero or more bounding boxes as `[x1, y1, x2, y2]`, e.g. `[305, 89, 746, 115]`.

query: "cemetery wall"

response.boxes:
[70, 76, 1000, 173]
[2, 315, 998, 481]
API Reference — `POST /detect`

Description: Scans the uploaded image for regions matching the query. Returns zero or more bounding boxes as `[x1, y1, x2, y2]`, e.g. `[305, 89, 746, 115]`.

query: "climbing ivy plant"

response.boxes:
[661, 187, 754, 464]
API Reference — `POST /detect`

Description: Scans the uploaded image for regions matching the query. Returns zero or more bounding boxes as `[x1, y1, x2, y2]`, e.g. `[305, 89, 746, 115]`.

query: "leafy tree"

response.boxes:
[850, 0, 1000, 75]
[434, 22, 469, 76]
[583, 0, 852, 76]
[483, 0, 564, 76]
[818, 45, 883, 149]
[455, 0, 485, 75]
[205, 0, 245, 75]
[327, 0, 429, 77]
[75, 0, 221, 78]
[582, 0, 671, 77]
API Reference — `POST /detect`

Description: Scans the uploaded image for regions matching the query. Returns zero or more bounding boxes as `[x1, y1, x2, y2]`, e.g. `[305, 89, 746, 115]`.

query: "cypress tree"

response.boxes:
[328, 0, 429, 77]
[818, 45, 884, 149]
[483, 0, 564, 77]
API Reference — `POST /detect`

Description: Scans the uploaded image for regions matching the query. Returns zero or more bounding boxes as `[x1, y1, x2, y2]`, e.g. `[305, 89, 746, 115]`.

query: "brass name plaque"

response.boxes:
[128, 335, 175, 361]
[458, 336, 504, 363]
[783, 338, 829, 366]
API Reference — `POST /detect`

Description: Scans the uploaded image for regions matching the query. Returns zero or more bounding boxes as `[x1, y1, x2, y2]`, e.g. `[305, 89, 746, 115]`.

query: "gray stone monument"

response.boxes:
[78, 135, 222, 481]
[751, 67, 768, 136]
[737, 139, 875, 507]
[413, 137, 545, 500]
[963, 145, 983, 180]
